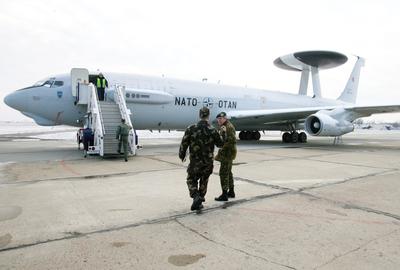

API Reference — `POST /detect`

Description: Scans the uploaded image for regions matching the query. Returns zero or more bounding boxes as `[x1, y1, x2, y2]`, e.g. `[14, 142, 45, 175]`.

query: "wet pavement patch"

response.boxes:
[168, 254, 206, 266]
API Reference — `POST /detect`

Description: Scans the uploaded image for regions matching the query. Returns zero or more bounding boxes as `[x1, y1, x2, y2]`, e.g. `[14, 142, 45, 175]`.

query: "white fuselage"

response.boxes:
[105, 73, 347, 130]
[4, 72, 349, 131]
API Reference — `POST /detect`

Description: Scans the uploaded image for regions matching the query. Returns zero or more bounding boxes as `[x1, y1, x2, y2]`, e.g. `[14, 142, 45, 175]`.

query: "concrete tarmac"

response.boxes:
[0, 131, 399, 269]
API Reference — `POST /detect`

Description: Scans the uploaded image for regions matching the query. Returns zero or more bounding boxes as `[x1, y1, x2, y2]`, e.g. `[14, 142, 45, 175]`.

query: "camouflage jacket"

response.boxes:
[179, 120, 224, 164]
[116, 123, 132, 139]
[215, 120, 237, 161]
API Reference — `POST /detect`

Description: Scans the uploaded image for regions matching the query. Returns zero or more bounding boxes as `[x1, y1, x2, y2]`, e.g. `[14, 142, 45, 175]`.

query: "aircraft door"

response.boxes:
[71, 68, 89, 97]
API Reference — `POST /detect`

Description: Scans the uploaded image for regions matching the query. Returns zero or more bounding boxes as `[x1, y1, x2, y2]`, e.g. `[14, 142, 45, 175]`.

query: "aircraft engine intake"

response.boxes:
[305, 113, 354, 136]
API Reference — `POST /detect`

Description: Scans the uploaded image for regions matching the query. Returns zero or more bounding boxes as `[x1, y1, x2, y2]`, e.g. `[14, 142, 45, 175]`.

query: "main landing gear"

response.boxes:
[282, 131, 307, 143]
[238, 130, 307, 143]
[238, 131, 261, 141]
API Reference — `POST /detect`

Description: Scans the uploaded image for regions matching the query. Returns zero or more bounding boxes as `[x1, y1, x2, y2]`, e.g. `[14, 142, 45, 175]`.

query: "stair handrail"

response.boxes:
[114, 84, 136, 155]
[87, 83, 105, 155]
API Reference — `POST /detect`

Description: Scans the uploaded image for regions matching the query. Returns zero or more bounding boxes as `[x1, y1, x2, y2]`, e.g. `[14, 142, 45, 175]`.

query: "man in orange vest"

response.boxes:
[96, 73, 108, 101]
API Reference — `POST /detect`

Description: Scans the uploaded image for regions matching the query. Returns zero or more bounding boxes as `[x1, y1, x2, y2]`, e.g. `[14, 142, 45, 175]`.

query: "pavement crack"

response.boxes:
[174, 219, 297, 270]
[0, 191, 290, 253]
[298, 169, 397, 192]
[233, 176, 294, 192]
[143, 156, 185, 168]
[314, 228, 400, 269]
[174, 219, 216, 243]
[0, 167, 181, 186]
[343, 205, 400, 221]
[303, 157, 398, 171]
[299, 192, 400, 222]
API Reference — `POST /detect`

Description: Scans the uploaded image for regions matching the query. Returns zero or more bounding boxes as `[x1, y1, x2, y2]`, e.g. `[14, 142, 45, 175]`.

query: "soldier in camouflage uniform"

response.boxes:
[116, 118, 132, 162]
[214, 112, 237, 201]
[179, 107, 224, 211]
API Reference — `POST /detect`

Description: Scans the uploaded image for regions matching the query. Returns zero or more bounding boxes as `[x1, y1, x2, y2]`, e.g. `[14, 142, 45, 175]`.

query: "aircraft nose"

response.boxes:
[4, 91, 26, 110]
[4, 92, 14, 107]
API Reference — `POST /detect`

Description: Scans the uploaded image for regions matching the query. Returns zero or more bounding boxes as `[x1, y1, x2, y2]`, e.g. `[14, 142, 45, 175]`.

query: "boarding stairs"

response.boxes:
[91, 84, 136, 157]
[98, 101, 121, 155]
[73, 76, 137, 157]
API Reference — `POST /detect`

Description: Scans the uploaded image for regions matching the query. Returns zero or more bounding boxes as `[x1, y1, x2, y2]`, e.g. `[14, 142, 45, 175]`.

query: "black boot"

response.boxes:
[215, 190, 228, 201]
[227, 187, 235, 198]
[191, 194, 203, 211]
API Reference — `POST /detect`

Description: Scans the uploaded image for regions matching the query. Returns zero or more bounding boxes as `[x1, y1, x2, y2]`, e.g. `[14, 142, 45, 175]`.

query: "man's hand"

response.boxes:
[220, 126, 226, 132]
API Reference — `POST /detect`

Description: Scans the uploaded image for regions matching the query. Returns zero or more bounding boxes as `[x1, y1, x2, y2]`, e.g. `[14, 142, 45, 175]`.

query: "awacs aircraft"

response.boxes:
[4, 51, 400, 149]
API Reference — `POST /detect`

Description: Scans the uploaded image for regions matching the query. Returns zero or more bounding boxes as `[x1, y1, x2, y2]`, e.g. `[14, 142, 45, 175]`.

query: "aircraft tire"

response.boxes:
[239, 131, 245, 140]
[282, 132, 291, 143]
[299, 132, 307, 143]
[252, 131, 261, 140]
[239, 130, 261, 141]
[239, 131, 251, 140]
[245, 131, 253, 140]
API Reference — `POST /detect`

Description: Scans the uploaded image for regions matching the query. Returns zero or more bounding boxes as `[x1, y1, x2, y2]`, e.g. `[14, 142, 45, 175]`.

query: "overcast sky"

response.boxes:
[1, 0, 399, 122]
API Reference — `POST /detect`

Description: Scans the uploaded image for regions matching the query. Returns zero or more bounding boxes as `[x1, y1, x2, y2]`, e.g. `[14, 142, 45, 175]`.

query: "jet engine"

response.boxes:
[305, 112, 354, 136]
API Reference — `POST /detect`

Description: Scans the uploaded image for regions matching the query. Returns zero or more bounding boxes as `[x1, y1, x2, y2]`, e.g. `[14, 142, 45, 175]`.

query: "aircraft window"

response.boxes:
[126, 93, 130, 98]
[33, 77, 55, 87]
[52, 81, 64, 87]
[43, 80, 53, 87]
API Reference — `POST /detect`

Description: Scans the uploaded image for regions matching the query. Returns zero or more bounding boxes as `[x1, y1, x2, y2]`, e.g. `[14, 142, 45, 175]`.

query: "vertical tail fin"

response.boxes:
[337, 56, 365, 103]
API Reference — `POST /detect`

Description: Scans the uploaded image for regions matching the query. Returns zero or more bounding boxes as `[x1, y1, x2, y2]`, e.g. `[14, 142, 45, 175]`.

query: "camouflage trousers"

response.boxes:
[219, 159, 234, 191]
[118, 137, 129, 160]
[186, 161, 213, 198]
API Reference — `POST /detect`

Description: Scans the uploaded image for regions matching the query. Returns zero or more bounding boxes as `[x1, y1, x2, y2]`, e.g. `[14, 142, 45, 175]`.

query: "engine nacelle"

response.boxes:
[305, 113, 354, 136]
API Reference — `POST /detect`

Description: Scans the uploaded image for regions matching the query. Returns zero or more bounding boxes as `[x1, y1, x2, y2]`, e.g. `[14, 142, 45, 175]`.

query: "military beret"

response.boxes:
[216, 112, 227, 118]
[199, 107, 210, 118]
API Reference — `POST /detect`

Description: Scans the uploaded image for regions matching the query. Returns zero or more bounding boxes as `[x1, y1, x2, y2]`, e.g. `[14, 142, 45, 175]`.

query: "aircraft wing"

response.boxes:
[227, 104, 400, 127]
[345, 105, 400, 117]
[227, 106, 335, 125]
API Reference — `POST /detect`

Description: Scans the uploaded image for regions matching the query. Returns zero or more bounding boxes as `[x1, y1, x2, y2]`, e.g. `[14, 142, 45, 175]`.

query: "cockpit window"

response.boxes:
[33, 77, 55, 87]
[52, 81, 64, 87]
[31, 78, 63, 88]
[43, 80, 53, 87]
[17, 77, 63, 91]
